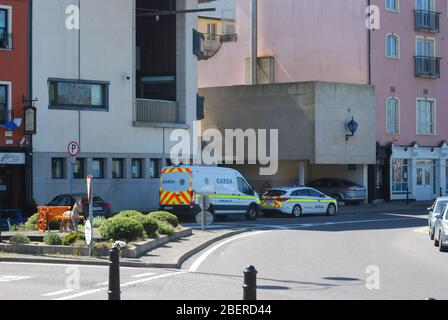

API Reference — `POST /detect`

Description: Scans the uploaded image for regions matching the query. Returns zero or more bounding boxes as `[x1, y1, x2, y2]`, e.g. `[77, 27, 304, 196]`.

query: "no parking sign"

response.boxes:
[67, 141, 80, 157]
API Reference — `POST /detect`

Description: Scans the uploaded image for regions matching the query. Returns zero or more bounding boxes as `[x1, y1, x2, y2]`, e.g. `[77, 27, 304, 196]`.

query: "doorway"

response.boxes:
[415, 160, 433, 201]
[0, 165, 25, 210]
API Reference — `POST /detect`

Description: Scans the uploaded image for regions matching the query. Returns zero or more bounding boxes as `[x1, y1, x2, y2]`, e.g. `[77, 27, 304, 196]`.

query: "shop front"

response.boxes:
[0, 149, 26, 211]
[389, 142, 448, 201]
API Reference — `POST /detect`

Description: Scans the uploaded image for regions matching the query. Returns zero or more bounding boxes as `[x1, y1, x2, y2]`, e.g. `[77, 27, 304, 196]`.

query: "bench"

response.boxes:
[37, 206, 85, 232]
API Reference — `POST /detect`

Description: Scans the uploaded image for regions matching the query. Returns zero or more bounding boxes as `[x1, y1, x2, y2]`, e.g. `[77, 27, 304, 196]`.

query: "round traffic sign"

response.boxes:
[85, 220, 93, 246]
[67, 141, 80, 157]
[196, 211, 214, 226]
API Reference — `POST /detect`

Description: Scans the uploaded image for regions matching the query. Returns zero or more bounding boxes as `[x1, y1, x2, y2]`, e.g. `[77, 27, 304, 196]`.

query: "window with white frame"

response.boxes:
[386, 97, 400, 134]
[0, 82, 10, 124]
[391, 159, 409, 193]
[0, 6, 12, 49]
[386, 0, 399, 11]
[386, 34, 400, 58]
[417, 98, 435, 135]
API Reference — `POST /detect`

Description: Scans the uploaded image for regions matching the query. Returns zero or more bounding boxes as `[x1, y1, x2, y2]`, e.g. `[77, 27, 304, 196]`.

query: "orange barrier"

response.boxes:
[37, 206, 85, 232]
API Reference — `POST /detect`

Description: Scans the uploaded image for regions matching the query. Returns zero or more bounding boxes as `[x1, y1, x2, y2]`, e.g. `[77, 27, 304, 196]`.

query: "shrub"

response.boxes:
[61, 232, 85, 246]
[130, 215, 159, 236]
[114, 210, 144, 220]
[99, 217, 144, 242]
[44, 233, 62, 245]
[148, 211, 179, 228]
[20, 213, 38, 231]
[92, 216, 106, 228]
[9, 233, 30, 245]
[157, 221, 175, 236]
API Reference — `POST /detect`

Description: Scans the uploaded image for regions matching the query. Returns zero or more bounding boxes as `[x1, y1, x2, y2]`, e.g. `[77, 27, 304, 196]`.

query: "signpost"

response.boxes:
[196, 195, 213, 231]
[68, 141, 80, 195]
[86, 175, 94, 256]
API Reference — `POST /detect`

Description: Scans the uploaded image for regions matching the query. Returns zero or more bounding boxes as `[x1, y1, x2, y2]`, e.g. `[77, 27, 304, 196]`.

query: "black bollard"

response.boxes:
[108, 246, 121, 300]
[243, 266, 257, 301]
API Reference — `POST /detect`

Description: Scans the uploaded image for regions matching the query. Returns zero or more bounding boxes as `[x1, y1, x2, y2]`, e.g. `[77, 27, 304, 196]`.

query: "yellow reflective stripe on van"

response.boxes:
[197, 194, 260, 202]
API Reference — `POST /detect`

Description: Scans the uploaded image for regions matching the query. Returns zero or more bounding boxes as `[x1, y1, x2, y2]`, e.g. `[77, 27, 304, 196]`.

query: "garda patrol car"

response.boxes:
[260, 187, 338, 217]
[159, 166, 260, 221]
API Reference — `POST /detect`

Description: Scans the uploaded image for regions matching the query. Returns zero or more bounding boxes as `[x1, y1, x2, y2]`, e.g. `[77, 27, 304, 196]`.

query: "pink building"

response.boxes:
[198, 0, 448, 202]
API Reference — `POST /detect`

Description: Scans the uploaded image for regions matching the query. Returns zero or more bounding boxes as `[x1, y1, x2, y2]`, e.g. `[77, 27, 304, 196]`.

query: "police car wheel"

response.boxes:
[326, 204, 337, 216]
[292, 205, 302, 218]
[245, 206, 258, 221]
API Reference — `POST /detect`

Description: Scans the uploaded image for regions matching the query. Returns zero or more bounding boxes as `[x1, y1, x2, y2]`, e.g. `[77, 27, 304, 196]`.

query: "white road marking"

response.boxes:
[0, 261, 138, 270]
[54, 288, 104, 300]
[54, 272, 186, 300]
[0, 275, 34, 282]
[188, 217, 417, 272]
[42, 289, 74, 297]
[188, 231, 268, 272]
[130, 272, 156, 278]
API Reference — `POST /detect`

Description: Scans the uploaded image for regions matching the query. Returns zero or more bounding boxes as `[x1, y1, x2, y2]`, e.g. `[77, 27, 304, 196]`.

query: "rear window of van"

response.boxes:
[161, 172, 190, 192]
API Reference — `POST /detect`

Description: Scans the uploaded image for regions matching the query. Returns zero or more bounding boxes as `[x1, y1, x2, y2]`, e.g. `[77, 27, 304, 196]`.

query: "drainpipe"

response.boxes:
[368, 0, 372, 85]
[250, 0, 257, 85]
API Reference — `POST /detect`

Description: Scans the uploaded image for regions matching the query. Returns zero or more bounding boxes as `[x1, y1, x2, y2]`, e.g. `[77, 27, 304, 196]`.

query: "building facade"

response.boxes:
[371, 0, 448, 201]
[198, 0, 375, 196]
[32, 0, 200, 212]
[198, 0, 448, 202]
[0, 0, 31, 213]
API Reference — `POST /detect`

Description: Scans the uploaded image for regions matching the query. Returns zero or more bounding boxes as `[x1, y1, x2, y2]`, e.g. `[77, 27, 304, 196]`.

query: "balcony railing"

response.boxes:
[135, 98, 178, 124]
[414, 10, 440, 32]
[0, 28, 12, 49]
[415, 56, 441, 78]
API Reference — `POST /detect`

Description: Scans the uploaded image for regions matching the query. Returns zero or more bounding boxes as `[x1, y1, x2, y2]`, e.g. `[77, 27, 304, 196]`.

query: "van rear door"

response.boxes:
[160, 168, 193, 206]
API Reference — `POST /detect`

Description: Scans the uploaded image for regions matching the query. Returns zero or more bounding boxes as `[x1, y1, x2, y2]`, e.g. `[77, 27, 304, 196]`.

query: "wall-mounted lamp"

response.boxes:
[346, 117, 359, 142]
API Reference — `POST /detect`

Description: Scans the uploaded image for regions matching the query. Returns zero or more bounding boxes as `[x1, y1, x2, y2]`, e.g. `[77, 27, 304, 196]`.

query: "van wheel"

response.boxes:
[430, 228, 435, 241]
[434, 234, 440, 247]
[245, 205, 258, 221]
[292, 205, 302, 218]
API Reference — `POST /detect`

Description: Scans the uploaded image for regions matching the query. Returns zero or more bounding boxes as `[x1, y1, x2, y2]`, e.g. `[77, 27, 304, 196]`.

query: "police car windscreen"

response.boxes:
[161, 172, 190, 192]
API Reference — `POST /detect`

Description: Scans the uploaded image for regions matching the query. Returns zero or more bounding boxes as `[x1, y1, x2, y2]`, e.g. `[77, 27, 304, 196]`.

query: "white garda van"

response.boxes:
[159, 166, 260, 221]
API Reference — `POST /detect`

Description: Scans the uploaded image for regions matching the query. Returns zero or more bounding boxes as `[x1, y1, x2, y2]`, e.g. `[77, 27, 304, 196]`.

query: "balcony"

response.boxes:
[414, 56, 441, 78]
[133, 98, 179, 127]
[414, 10, 440, 33]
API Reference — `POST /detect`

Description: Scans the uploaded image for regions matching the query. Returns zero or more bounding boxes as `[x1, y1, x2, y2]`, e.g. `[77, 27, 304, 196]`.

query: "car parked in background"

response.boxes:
[46, 194, 113, 218]
[0, 210, 24, 231]
[260, 186, 338, 217]
[427, 197, 448, 240]
[434, 204, 448, 252]
[308, 178, 366, 204]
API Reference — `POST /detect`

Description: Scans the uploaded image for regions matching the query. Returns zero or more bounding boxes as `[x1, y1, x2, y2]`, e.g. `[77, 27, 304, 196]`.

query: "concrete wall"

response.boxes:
[199, 81, 376, 165]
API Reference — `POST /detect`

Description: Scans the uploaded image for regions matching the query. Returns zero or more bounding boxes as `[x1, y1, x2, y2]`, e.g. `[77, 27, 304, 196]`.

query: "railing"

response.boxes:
[414, 10, 440, 32]
[0, 28, 12, 49]
[135, 99, 178, 123]
[415, 56, 441, 78]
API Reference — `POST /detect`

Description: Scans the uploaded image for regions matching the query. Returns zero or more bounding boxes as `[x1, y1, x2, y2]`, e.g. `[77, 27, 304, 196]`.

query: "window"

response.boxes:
[307, 189, 323, 198]
[386, 97, 400, 134]
[91, 158, 105, 179]
[149, 159, 160, 178]
[237, 177, 254, 195]
[48, 79, 109, 110]
[140, 76, 176, 102]
[417, 98, 435, 135]
[391, 159, 409, 193]
[51, 158, 65, 179]
[0, 83, 8, 123]
[112, 159, 124, 179]
[386, 34, 400, 58]
[291, 190, 309, 197]
[416, 37, 435, 57]
[73, 158, 85, 180]
[207, 23, 217, 35]
[0, 7, 11, 49]
[416, 0, 434, 11]
[386, 0, 399, 11]
[132, 159, 143, 179]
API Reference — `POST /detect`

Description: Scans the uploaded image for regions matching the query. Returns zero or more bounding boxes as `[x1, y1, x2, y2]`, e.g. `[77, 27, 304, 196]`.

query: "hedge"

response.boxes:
[148, 211, 179, 228]
[99, 216, 144, 242]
